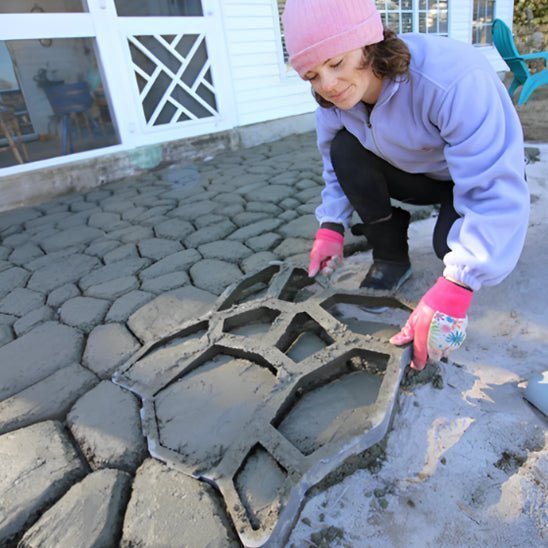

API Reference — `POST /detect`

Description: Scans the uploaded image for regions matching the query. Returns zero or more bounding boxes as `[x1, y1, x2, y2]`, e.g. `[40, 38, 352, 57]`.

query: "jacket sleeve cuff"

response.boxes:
[320, 222, 344, 235]
[443, 265, 481, 292]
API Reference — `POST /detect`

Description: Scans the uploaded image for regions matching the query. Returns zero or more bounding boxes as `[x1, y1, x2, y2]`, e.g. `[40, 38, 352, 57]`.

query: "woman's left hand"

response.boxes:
[390, 277, 473, 370]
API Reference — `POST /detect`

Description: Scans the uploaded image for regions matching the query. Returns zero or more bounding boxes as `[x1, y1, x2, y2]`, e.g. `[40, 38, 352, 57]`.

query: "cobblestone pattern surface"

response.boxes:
[0, 132, 402, 546]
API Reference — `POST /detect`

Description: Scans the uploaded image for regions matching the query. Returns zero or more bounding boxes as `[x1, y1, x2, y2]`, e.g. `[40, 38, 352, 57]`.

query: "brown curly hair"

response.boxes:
[313, 27, 411, 108]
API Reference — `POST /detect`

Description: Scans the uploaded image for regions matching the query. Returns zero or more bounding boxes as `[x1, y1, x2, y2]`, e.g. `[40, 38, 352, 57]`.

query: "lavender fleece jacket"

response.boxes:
[314, 33, 529, 291]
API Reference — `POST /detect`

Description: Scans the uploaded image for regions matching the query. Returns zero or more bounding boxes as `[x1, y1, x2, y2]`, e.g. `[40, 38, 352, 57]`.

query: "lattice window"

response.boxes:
[472, 0, 496, 45]
[128, 33, 218, 127]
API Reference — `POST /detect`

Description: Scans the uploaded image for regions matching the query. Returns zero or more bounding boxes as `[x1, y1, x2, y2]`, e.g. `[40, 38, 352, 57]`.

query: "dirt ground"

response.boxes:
[511, 76, 548, 142]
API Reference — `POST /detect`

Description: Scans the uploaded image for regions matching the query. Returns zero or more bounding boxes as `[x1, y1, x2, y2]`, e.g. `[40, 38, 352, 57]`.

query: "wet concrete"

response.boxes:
[0, 129, 465, 546]
[114, 265, 412, 546]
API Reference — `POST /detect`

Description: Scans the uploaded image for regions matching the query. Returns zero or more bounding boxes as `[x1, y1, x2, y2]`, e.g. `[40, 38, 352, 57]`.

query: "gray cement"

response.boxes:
[0, 363, 98, 434]
[19, 469, 131, 548]
[0, 131, 418, 546]
[121, 459, 238, 547]
[115, 264, 412, 546]
[0, 421, 86, 545]
[67, 381, 146, 472]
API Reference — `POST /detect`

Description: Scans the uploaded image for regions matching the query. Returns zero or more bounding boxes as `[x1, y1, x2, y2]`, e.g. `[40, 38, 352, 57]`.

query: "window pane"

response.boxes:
[402, 13, 413, 33]
[277, 0, 289, 64]
[419, 13, 427, 33]
[427, 17, 438, 34]
[472, 0, 495, 44]
[388, 12, 401, 32]
[439, 11, 448, 35]
[0, 1, 85, 14]
[0, 38, 118, 168]
[114, 0, 203, 17]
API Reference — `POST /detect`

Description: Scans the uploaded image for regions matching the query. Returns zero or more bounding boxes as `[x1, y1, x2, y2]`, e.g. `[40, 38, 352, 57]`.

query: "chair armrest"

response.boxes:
[522, 52, 548, 64]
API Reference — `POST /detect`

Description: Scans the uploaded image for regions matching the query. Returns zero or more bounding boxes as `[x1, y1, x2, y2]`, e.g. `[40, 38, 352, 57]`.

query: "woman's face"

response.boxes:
[304, 48, 383, 108]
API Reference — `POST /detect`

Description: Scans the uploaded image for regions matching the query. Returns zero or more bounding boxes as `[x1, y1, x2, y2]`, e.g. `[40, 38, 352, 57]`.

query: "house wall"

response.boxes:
[219, 0, 314, 128]
[449, 0, 513, 72]
[222, 0, 515, 129]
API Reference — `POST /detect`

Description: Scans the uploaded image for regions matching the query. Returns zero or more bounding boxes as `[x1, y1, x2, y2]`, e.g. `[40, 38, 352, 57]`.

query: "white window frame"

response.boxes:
[472, 0, 496, 45]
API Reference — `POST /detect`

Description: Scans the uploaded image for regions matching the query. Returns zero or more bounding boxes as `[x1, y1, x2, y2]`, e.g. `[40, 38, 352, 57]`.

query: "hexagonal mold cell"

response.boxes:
[222, 307, 281, 339]
[154, 350, 277, 472]
[276, 312, 334, 362]
[274, 348, 388, 455]
[320, 293, 411, 338]
[235, 444, 288, 533]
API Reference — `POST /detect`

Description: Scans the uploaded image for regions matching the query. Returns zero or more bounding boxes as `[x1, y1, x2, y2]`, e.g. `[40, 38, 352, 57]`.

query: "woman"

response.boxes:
[282, 0, 529, 370]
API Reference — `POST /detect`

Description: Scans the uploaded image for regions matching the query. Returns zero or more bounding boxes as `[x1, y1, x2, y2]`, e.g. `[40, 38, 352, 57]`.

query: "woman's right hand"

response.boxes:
[308, 228, 344, 277]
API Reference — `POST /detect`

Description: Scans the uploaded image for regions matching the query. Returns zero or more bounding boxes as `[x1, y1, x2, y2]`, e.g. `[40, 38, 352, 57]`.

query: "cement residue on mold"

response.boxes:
[155, 353, 276, 470]
[112, 264, 410, 546]
[278, 370, 383, 455]
[235, 445, 287, 533]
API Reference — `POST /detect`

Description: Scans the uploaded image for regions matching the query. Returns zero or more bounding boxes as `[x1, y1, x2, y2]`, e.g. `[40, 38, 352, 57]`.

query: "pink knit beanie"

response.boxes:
[282, 0, 384, 78]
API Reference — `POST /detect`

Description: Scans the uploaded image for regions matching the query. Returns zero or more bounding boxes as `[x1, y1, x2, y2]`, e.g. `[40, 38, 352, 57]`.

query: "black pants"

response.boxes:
[330, 129, 459, 260]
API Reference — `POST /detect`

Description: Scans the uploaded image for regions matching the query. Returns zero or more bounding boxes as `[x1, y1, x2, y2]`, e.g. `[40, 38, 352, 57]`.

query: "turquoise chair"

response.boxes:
[492, 18, 548, 106]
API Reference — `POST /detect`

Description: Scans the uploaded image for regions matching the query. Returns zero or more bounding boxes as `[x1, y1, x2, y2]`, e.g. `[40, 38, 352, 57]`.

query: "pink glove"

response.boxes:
[308, 228, 344, 277]
[390, 277, 473, 370]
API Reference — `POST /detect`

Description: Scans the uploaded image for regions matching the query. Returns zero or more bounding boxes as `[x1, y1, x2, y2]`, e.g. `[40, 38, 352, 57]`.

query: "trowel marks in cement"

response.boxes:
[156, 354, 276, 470]
[278, 370, 383, 455]
[114, 264, 412, 547]
[235, 446, 287, 532]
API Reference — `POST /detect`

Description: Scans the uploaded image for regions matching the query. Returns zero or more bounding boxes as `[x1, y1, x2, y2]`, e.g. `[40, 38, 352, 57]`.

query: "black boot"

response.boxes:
[358, 207, 412, 291]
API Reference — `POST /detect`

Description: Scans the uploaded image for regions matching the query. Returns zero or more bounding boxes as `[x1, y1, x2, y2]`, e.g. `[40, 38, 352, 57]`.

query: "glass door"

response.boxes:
[0, 41, 36, 141]
[0, 1, 119, 168]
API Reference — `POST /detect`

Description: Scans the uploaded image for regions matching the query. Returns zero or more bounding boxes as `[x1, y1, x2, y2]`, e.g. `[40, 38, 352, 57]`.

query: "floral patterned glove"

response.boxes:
[390, 277, 473, 370]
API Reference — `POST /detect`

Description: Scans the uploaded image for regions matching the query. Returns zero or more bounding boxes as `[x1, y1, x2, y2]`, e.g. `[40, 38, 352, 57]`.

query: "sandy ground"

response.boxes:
[514, 78, 548, 143]
[286, 144, 547, 547]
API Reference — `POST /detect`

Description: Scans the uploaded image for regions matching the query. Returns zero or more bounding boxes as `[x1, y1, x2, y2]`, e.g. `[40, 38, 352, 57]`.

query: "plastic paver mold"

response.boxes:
[113, 265, 412, 547]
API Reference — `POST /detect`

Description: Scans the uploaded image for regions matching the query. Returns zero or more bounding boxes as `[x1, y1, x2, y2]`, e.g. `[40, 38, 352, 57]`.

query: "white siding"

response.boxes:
[219, 0, 315, 127]
[495, 0, 515, 27]
[449, 0, 473, 43]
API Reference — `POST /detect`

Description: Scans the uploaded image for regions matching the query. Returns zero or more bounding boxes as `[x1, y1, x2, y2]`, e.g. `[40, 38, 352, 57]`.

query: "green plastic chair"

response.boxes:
[492, 18, 548, 106]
